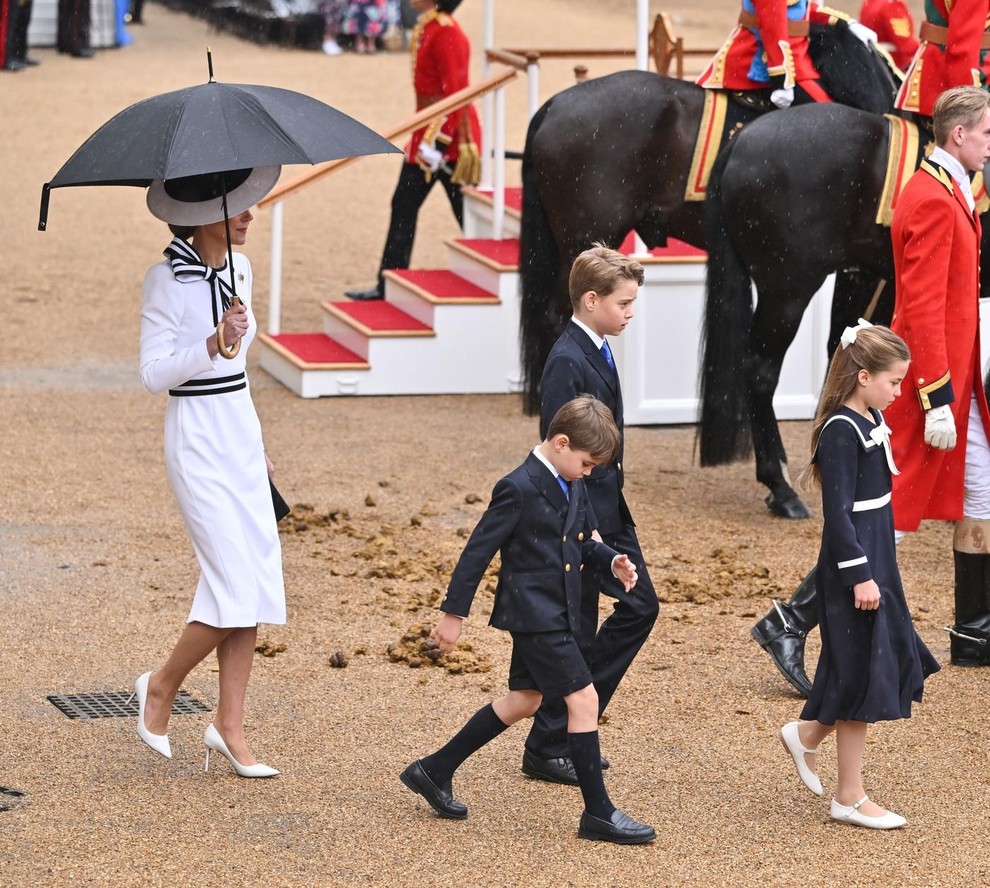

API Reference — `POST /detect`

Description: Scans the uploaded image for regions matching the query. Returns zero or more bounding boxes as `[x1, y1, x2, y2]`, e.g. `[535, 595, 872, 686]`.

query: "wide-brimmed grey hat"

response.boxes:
[146, 165, 280, 225]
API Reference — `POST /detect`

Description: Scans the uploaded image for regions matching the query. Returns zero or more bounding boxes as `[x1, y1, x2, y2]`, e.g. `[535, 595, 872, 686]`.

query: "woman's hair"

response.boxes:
[546, 394, 620, 463]
[437, 0, 463, 13]
[933, 85, 990, 144]
[801, 324, 910, 488]
[167, 223, 197, 240]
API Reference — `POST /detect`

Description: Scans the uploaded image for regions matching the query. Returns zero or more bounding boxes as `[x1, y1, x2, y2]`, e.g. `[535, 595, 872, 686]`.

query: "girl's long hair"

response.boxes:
[800, 325, 910, 488]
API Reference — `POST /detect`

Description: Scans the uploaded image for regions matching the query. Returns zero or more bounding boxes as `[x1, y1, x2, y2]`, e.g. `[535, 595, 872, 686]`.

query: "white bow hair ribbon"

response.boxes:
[840, 318, 873, 350]
[869, 417, 900, 475]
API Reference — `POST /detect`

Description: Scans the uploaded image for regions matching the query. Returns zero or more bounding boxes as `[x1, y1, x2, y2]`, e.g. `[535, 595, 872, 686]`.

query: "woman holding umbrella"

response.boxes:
[132, 166, 285, 778]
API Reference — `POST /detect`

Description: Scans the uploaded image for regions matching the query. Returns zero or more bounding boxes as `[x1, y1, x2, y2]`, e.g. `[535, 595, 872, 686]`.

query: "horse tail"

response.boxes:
[698, 135, 754, 466]
[519, 98, 559, 415]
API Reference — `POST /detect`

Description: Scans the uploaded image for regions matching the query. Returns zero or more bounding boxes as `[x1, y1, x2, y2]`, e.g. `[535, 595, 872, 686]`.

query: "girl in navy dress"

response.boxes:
[778, 321, 939, 829]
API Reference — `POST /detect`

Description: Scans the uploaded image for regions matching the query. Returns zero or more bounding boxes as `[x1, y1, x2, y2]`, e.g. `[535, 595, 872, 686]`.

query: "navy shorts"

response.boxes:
[508, 630, 593, 699]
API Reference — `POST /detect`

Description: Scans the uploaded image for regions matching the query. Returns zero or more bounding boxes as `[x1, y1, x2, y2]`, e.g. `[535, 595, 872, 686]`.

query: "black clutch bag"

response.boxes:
[270, 480, 290, 522]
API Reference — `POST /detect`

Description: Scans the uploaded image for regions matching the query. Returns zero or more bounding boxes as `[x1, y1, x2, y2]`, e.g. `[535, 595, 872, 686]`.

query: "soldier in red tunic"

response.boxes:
[858, 0, 919, 71]
[887, 86, 990, 666]
[345, 0, 481, 301]
[697, 0, 875, 109]
[894, 0, 990, 117]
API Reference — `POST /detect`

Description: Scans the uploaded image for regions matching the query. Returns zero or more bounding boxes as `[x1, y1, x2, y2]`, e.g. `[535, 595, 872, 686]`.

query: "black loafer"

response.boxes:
[522, 750, 579, 785]
[399, 760, 467, 820]
[579, 808, 656, 844]
[345, 286, 383, 301]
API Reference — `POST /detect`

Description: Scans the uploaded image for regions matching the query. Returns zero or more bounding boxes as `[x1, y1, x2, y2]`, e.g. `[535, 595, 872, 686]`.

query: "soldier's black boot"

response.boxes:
[948, 550, 990, 666]
[751, 568, 819, 697]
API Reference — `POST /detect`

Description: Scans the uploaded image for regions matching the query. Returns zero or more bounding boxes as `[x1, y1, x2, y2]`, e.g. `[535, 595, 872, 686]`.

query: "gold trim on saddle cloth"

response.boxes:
[876, 114, 921, 226]
[684, 90, 729, 202]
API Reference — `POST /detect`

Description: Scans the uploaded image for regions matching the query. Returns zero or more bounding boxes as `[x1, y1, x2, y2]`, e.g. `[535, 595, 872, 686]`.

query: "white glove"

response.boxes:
[417, 142, 443, 173]
[848, 20, 878, 45]
[924, 404, 957, 450]
[770, 87, 794, 109]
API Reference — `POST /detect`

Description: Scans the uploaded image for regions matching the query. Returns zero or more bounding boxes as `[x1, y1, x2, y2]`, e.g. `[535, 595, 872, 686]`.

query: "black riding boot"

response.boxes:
[949, 551, 990, 666]
[751, 568, 819, 697]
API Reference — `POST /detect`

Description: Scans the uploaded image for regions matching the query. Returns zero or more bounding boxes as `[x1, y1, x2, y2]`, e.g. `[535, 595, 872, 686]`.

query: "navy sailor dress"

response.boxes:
[801, 406, 939, 725]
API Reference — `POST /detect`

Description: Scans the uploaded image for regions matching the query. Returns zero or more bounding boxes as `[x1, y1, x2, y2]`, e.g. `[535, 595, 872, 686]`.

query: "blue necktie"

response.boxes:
[556, 475, 569, 500]
[601, 340, 615, 371]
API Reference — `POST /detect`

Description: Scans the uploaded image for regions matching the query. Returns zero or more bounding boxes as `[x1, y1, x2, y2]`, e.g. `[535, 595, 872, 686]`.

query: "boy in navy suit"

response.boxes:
[400, 396, 655, 844]
[523, 244, 660, 784]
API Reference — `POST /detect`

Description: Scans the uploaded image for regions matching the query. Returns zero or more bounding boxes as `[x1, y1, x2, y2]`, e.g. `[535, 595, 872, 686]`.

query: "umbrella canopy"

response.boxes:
[39, 78, 401, 228]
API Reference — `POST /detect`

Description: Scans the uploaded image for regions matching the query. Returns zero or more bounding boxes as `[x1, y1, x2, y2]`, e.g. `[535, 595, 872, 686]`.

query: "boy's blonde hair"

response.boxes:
[546, 394, 620, 464]
[568, 242, 644, 311]
[933, 85, 990, 144]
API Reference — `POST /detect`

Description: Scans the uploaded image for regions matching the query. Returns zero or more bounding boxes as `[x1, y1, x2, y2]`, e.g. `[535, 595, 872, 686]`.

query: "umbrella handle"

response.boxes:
[216, 296, 242, 360]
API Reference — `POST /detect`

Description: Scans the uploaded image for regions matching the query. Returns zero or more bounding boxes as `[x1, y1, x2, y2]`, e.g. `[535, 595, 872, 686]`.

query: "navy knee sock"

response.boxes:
[569, 730, 615, 820]
[421, 704, 510, 785]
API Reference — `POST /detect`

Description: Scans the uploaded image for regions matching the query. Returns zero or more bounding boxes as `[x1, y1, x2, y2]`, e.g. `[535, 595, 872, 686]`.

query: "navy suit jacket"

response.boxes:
[441, 452, 619, 635]
[539, 320, 632, 535]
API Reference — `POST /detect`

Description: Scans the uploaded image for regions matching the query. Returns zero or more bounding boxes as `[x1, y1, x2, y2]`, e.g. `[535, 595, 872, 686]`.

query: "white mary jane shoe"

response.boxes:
[204, 724, 279, 778]
[830, 796, 906, 830]
[129, 671, 172, 759]
[778, 721, 822, 796]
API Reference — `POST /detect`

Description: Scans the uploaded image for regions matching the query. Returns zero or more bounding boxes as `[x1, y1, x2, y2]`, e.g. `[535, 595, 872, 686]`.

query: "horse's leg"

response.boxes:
[827, 269, 891, 355]
[747, 281, 825, 519]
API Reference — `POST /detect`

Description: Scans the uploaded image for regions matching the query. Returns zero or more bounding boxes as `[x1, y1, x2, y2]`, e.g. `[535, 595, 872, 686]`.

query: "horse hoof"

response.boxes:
[764, 492, 811, 520]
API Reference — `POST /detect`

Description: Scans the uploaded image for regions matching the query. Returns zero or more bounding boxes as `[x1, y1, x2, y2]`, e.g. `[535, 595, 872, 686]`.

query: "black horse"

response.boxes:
[519, 20, 898, 413]
[699, 102, 990, 518]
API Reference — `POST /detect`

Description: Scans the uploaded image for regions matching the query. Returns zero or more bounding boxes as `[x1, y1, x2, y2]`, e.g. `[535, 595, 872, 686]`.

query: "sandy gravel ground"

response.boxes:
[4, 1, 987, 886]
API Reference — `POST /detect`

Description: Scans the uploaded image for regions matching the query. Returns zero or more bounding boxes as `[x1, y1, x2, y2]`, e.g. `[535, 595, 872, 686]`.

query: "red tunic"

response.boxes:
[887, 160, 990, 530]
[894, 0, 989, 116]
[406, 11, 481, 166]
[858, 0, 920, 71]
[697, 1, 850, 91]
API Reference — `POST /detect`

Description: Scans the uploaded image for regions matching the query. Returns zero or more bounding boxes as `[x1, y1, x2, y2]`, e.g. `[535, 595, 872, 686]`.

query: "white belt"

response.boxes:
[852, 492, 891, 512]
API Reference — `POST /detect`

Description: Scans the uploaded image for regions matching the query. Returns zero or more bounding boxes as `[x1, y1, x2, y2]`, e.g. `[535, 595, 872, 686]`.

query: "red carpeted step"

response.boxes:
[389, 269, 499, 303]
[324, 300, 434, 335]
[262, 332, 368, 367]
[451, 238, 520, 269]
[466, 187, 523, 213]
[617, 233, 707, 259]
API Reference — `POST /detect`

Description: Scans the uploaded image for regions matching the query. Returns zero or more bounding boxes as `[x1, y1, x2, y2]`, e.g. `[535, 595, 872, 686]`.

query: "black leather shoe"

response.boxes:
[23, 57, 40, 66]
[3, 60, 26, 71]
[579, 808, 656, 844]
[344, 285, 383, 301]
[522, 750, 579, 785]
[71, 48, 95, 58]
[751, 620, 813, 697]
[399, 760, 467, 820]
[521, 750, 610, 785]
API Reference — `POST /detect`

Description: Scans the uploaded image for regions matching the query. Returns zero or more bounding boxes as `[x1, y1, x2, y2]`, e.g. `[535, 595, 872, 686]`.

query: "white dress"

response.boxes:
[139, 250, 286, 628]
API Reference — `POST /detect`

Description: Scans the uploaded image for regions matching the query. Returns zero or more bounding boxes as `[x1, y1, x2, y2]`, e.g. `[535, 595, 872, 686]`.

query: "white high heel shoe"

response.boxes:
[203, 724, 279, 778]
[129, 672, 172, 759]
[830, 796, 906, 829]
[778, 721, 822, 796]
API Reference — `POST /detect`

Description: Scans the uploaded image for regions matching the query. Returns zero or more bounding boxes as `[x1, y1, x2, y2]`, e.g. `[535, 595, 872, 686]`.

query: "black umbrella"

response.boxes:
[39, 53, 400, 228]
[39, 51, 401, 356]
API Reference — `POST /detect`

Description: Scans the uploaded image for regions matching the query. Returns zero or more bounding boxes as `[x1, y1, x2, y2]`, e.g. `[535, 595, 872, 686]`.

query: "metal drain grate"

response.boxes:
[47, 691, 211, 720]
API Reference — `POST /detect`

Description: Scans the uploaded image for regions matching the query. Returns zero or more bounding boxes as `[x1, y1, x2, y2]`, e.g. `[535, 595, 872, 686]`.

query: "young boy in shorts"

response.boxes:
[523, 244, 660, 785]
[399, 395, 656, 844]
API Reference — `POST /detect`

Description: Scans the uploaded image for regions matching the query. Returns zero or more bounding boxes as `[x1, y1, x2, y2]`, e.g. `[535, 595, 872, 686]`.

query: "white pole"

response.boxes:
[527, 57, 540, 120]
[268, 200, 284, 335]
[633, 0, 650, 255]
[636, 0, 649, 71]
[493, 84, 506, 240]
[480, 0, 496, 188]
